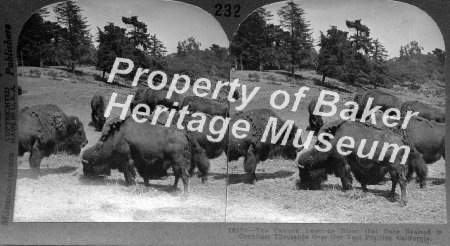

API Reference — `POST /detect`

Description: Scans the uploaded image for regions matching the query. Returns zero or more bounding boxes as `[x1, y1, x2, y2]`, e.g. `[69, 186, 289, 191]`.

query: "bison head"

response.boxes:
[81, 142, 111, 177]
[62, 116, 88, 155]
[296, 147, 332, 189]
[298, 168, 328, 190]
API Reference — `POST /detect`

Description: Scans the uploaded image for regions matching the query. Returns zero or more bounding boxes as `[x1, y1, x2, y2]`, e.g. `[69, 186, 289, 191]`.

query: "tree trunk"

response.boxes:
[321, 74, 326, 84]
[240, 55, 243, 70]
[102, 70, 106, 79]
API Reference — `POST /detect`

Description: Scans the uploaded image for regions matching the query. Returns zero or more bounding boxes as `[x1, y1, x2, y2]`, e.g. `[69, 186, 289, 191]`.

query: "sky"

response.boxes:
[44, 0, 229, 54]
[264, 0, 445, 58]
[40, 0, 444, 58]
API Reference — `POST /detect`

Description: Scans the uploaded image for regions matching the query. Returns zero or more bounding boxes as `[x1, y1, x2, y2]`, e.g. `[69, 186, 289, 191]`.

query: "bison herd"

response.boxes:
[18, 87, 445, 205]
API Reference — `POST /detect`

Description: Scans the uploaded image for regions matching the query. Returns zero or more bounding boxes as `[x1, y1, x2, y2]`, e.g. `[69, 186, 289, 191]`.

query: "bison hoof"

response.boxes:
[387, 193, 397, 202]
[399, 200, 407, 207]
[201, 176, 208, 184]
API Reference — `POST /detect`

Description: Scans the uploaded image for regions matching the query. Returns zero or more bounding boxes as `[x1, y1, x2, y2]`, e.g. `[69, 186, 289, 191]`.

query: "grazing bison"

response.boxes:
[130, 87, 185, 112]
[401, 101, 445, 123]
[355, 89, 403, 118]
[297, 121, 424, 205]
[19, 104, 88, 170]
[393, 116, 445, 187]
[181, 96, 229, 117]
[306, 96, 324, 134]
[81, 117, 210, 195]
[90, 93, 106, 131]
[226, 108, 301, 183]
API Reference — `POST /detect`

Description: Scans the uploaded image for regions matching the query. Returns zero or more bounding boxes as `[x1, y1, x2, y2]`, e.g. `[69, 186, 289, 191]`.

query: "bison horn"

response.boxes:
[296, 163, 305, 169]
[81, 158, 88, 164]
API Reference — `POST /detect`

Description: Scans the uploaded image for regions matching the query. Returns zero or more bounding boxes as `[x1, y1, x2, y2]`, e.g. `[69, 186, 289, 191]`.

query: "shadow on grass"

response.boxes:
[78, 174, 184, 197]
[18, 166, 78, 179]
[227, 170, 295, 185]
[428, 177, 446, 186]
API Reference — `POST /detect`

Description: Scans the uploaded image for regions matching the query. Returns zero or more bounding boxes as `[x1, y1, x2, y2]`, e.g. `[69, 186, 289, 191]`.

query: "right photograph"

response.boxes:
[226, 0, 446, 223]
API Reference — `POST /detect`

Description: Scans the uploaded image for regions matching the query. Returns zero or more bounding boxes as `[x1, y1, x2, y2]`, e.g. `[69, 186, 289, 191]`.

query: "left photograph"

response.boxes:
[14, 0, 230, 222]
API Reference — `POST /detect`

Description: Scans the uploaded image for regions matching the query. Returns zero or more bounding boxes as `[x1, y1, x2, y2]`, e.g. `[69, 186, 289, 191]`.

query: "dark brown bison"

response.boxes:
[90, 93, 106, 131]
[393, 116, 445, 187]
[130, 87, 185, 112]
[297, 121, 424, 206]
[19, 104, 88, 170]
[173, 113, 228, 160]
[306, 96, 324, 134]
[355, 89, 403, 118]
[181, 96, 228, 117]
[401, 101, 445, 123]
[81, 117, 210, 195]
[226, 108, 301, 183]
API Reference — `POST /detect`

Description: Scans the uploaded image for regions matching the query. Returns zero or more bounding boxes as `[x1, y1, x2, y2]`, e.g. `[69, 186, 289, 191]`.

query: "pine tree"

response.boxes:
[317, 26, 353, 83]
[17, 9, 59, 67]
[230, 7, 275, 70]
[149, 34, 167, 57]
[54, 0, 92, 72]
[346, 19, 372, 55]
[371, 39, 388, 61]
[278, 1, 313, 76]
[96, 22, 131, 78]
[122, 16, 151, 51]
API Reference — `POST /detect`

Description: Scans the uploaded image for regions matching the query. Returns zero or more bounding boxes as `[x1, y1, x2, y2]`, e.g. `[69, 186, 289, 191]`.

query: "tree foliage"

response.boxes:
[54, 0, 92, 72]
[278, 1, 314, 76]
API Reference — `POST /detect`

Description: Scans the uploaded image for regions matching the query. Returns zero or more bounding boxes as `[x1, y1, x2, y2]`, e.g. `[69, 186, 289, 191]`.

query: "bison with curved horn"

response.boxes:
[226, 108, 302, 183]
[81, 116, 210, 196]
[19, 104, 88, 172]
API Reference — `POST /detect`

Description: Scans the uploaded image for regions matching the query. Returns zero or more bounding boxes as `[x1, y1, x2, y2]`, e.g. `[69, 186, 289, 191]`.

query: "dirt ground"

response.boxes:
[14, 66, 446, 223]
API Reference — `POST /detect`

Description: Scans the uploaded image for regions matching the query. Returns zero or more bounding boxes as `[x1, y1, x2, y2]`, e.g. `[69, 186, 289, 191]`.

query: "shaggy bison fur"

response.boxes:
[306, 96, 324, 134]
[401, 101, 445, 123]
[90, 93, 106, 131]
[181, 96, 229, 117]
[355, 89, 403, 118]
[226, 108, 301, 183]
[19, 104, 88, 170]
[297, 121, 425, 206]
[81, 117, 210, 195]
[393, 116, 445, 187]
[130, 87, 185, 112]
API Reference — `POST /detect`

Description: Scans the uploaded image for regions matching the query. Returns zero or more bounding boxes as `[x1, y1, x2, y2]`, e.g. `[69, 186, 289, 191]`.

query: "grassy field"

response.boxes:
[14, 66, 446, 223]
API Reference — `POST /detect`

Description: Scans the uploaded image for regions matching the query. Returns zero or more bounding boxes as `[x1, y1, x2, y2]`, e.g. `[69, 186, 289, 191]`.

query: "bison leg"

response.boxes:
[337, 159, 353, 191]
[243, 144, 259, 184]
[181, 168, 189, 198]
[123, 159, 137, 186]
[29, 141, 43, 171]
[361, 184, 368, 192]
[172, 165, 181, 190]
[388, 168, 407, 206]
[408, 152, 427, 188]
